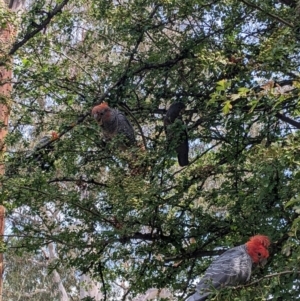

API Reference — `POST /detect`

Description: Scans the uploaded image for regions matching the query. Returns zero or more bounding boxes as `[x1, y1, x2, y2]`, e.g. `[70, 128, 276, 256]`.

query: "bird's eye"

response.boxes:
[257, 252, 262, 257]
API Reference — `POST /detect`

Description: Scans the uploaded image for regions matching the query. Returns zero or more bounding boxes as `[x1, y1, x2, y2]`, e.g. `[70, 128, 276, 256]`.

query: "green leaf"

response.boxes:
[222, 100, 232, 114]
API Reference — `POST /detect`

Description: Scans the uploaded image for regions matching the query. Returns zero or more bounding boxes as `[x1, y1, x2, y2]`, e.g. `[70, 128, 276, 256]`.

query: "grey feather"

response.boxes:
[186, 245, 252, 301]
[101, 108, 136, 146]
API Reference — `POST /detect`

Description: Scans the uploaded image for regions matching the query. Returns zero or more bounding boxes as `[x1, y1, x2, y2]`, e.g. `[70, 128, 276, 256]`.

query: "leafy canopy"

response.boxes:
[2, 0, 300, 299]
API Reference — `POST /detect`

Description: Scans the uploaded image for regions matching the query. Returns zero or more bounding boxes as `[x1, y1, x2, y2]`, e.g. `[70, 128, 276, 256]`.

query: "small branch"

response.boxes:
[275, 112, 300, 129]
[48, 177, 108, 187]
[52, 49, 98, 85]
[240, 0, 294, 28]
[243, 270, 300, 287]
[22, 289, 48, 298]
[171, 141, 221, 177]
[120, 103, 147, 150]
[9, 0, 70, 55]
[98, 262, 107, 301]
[164, 249, 224, 263]
[28, 113, 89, 154]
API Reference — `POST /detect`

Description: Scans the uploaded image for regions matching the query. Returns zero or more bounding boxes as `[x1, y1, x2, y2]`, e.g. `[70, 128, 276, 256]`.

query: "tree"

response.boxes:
[0, 0, 19, 299]
[2, 0, 300, 300]
[3, 245, 79, 301]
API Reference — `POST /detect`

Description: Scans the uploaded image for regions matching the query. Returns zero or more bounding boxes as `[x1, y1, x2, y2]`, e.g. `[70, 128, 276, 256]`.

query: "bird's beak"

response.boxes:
[93, 114, 103, 125]
[259, 258, 268, 267]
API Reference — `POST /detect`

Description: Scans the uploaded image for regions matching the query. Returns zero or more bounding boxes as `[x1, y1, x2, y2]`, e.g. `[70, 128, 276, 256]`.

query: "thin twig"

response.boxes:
[9, 0, 70, 55]
[240, 0, 294, 28]
[121, 103, 148, 150]
[242, 270, 300, 287]
[276, 112, 300, 129]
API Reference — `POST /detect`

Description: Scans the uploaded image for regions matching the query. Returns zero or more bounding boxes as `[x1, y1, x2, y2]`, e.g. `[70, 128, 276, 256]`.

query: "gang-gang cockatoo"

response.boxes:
[186, 235, 271, 301]
[92, 102, 136, 149]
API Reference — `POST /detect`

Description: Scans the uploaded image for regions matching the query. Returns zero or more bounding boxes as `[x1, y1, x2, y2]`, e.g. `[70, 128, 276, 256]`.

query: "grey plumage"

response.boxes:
[186, 245, 252, 301]
[25, 132, 58, 171]
[33, 135, 53, 150]
[92, 103, 136, 148]
[102, 109, 136, 145]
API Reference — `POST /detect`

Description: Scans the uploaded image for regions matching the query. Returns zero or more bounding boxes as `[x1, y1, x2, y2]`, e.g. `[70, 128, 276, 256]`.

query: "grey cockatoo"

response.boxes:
[186, 235, 270, 301]
[92, 102, 136, 149]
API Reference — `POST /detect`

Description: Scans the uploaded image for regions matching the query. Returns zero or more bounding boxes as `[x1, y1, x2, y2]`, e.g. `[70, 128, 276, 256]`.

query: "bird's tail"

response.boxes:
[176, 140, 189, 167]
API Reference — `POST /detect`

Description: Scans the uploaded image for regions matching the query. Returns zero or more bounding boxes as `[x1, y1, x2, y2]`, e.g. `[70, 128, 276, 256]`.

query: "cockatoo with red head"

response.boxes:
[186, 235, 271, 301]
[92, 102, 136, 149]
[31, 131, 59, 171]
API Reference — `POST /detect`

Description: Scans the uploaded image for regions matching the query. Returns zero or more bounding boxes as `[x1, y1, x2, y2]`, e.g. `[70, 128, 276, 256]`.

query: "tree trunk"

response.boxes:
[132, 288, 173, 301]
[0, 1, 17, 300]
[48, 243, 70, 301]
[80, 274, 103, 301]
[0, 26, 11, 301]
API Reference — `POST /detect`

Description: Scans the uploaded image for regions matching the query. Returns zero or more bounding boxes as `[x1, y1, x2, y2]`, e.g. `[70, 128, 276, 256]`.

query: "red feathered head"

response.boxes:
[246, 235, 270, 265]
[51, 131, 59, 140]
[91, 102, 111, 125]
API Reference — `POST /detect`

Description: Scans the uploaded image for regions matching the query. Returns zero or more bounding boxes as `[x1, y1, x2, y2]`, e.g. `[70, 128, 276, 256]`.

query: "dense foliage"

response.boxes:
[2, 0, 300, 299]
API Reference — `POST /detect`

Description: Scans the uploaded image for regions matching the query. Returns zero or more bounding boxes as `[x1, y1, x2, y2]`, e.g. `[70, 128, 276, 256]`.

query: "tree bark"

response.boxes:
[48, 243, 70, 301]
[80, 274, 103, 301]
[0, 1, 19, 299]
[132, 288, 173, 301]
[0, 2, 12, 299]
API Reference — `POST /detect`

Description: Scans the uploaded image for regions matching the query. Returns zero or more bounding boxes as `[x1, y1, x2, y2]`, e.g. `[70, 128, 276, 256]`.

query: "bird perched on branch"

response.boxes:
[31, 131, 59, 171]
[186, 235, 271, 301]
[164, 102, 189, 166]
[33, 132, 59, 150]
[6, 132, 59, 175]
[92, 102, 136, 149]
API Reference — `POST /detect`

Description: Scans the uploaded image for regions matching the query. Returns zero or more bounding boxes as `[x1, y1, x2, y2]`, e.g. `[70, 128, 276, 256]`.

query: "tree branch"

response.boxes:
[48, 177, 108, 187]
[240, 0, 294, 28]
[9, 0, 70, 55]
[275, 112, 300, 129]
[243, 270, 300, 287]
